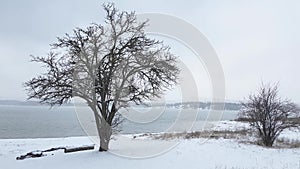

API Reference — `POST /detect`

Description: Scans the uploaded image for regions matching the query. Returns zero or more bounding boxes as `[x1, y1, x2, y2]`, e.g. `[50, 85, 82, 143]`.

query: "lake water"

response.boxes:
[0, 105, 238, 139]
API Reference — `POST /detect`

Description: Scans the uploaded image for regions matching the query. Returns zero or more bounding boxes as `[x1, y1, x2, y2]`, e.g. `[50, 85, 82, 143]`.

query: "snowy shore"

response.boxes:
[1, 121, 300, 169]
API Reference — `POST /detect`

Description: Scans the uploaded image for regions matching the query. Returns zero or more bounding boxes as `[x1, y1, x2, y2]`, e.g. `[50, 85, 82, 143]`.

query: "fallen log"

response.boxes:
[16, 151, 44, 160]
[64, 145, 95, 153]
[16, 145, 95, 160]
[43, 147, 66, 152]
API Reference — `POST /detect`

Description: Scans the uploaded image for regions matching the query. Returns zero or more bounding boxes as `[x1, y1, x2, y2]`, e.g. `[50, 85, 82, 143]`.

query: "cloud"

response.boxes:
[0, 0, 299, 102]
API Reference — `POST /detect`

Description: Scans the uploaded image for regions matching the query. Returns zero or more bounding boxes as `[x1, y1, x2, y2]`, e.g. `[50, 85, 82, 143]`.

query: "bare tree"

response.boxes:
[25, 3, 179, 151]
[240, 83, 299, 147]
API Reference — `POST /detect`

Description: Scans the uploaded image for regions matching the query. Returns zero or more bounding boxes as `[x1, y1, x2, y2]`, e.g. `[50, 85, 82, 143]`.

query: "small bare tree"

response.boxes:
[240, 83, 299, 147]
[25, 3, 179, 151]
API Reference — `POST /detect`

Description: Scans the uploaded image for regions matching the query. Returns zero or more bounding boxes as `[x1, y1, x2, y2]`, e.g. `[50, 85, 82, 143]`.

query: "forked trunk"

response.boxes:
[262, 136, 275, 147]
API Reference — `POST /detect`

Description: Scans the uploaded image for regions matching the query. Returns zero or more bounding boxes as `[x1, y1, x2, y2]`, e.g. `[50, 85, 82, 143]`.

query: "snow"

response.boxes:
[279, 128, 300, 141]
[1, 121, 300, 169]
[211, 120, 250, 131]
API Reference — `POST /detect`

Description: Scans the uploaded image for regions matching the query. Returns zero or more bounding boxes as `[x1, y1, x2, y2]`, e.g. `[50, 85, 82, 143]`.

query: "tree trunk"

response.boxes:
[99, 118, 112, 152]
[262, 136, 274, 147]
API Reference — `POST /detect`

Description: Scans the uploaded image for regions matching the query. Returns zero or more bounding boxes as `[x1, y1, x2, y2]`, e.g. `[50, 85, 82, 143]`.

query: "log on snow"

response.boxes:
[16, 151, 44, 160]
[16, 145, 94, 160]
[64, 145, 95, 153]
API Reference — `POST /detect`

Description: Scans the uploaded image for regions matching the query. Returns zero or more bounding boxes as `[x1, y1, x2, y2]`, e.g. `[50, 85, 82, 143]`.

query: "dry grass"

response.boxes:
[147, 129, 300, 149]
[276, 137, 300, 148]
[153, 129, 250, 140]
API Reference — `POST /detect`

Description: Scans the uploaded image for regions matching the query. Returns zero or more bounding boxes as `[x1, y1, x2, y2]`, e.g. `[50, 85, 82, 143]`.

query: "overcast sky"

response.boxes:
[0, 0, 299, 102]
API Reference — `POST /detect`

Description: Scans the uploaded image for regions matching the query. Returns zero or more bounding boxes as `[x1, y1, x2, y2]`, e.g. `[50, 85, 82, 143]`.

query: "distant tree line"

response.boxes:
[150, 102, 242, 110]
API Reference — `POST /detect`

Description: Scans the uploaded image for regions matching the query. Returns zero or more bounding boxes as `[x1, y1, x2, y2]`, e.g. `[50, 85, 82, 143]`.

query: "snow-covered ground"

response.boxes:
[212, 120, 300, 140]
[211, 120, 250, 131]
[1, 121, 300, 169]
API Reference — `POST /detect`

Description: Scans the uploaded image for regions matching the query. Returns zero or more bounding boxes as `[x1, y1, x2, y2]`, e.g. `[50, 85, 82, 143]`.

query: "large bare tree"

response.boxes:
[240, 83, 299, 147]
[25, 3, 179, 151]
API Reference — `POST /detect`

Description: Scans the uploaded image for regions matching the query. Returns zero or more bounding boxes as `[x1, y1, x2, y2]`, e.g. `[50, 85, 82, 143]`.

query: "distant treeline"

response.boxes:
[0, 100, 73, 106]
[0, 100, 242, 110]
[150, 102, 242, 110]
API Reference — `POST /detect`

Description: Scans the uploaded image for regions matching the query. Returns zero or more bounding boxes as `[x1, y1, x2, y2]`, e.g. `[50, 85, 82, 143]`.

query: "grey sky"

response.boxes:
[0, 0, 299, 102]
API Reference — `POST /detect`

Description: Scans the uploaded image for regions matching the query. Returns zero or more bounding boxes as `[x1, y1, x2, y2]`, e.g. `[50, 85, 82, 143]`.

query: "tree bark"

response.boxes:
[262, 135, 274, 147]
[99, 118, 112, 152]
